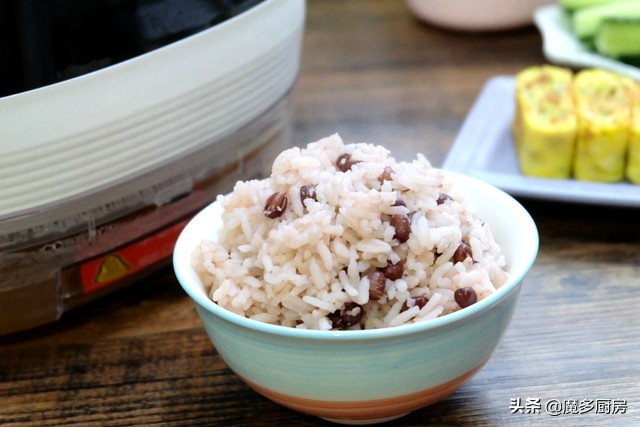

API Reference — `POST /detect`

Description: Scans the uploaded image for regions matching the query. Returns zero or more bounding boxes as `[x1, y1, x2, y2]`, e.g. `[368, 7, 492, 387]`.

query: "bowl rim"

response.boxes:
[173, 171, 539, 341]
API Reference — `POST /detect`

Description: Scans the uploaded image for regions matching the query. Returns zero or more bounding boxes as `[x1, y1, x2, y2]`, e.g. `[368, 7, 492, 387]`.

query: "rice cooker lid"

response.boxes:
[0, 0, 266, 98]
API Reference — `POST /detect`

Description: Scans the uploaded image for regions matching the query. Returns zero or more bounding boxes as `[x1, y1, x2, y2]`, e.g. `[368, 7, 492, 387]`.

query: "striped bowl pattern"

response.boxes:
[243, 362, 485, 423]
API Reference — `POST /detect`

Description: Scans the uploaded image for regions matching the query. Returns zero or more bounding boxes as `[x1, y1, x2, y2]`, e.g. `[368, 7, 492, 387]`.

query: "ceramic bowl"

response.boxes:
[173, 172, 538, 424]
[406, 0, 555, 32]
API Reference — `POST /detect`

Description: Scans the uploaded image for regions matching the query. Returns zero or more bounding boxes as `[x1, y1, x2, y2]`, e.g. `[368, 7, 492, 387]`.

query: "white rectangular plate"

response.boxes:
[441, 76, 640, 207]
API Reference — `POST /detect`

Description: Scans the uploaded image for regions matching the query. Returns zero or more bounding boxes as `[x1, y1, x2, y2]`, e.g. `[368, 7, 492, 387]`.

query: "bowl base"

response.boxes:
[320, 413, 409, 425]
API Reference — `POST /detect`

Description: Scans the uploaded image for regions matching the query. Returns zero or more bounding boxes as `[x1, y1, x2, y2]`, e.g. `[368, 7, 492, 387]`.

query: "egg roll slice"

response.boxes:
[625, 82, 640, 184]
[513, 65, 577, 179]
[573, 68, 634, 182]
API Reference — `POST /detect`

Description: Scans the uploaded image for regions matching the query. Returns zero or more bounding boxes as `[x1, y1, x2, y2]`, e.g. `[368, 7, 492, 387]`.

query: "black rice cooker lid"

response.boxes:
[0, 0, 265, 98]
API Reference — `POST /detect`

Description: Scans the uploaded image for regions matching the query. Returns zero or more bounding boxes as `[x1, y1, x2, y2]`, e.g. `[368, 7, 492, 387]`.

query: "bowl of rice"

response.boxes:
[173, 134, 538, 424]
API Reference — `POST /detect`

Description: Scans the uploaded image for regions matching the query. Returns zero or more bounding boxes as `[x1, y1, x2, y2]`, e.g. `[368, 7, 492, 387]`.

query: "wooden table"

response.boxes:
[2, 1, 639, 425]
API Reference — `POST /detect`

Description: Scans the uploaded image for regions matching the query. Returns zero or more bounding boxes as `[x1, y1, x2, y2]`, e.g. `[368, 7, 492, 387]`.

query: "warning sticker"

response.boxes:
[80, 218, 189, 293]
[95, 254, 131, 283]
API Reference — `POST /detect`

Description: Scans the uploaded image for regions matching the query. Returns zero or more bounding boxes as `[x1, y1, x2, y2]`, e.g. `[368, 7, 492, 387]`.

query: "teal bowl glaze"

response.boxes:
[173, 172, 539, 424]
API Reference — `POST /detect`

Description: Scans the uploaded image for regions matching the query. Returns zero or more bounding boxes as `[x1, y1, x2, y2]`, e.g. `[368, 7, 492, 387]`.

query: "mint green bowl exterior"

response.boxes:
[173, 172, 538, 424]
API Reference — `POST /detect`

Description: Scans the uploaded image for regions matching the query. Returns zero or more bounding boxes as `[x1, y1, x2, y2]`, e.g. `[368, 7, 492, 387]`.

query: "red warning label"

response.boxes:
[80, 219, 189, 293]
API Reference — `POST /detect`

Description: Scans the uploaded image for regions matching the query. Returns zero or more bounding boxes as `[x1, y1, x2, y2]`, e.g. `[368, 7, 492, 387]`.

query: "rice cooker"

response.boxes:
[0, 0, 306, 335]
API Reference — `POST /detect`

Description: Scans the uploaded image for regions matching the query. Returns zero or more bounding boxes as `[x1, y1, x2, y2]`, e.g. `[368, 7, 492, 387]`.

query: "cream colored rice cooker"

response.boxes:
[0, 0, 306, 335]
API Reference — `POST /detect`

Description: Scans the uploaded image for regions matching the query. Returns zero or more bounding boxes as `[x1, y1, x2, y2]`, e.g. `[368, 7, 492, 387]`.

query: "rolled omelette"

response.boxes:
[625, 82, 640, 184]
[513, 65, 577, 179]
[573, 68, 635, 182]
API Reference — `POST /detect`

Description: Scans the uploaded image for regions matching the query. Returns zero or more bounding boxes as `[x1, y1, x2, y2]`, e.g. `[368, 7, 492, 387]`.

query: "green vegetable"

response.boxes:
[595, 18, 640, 65]
[559, 0, 629, 12]
[572, 0, 640, 42]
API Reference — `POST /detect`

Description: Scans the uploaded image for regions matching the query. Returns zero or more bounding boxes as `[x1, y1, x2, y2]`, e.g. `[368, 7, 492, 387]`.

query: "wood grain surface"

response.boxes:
[2, 1, 639, 426]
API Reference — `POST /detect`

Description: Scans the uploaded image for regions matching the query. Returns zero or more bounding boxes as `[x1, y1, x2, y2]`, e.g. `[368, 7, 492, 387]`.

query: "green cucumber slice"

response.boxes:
[572, 0, 640, 41]
[595, 17, 640, 64]
[560, 0, 629, 12]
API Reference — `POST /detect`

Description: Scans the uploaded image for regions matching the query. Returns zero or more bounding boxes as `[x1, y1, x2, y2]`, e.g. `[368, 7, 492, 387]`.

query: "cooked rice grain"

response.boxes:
[192, 134, 508, 330]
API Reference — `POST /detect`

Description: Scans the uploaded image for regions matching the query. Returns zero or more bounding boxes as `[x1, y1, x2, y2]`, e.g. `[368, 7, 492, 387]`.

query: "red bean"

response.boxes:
[390, 214, 411, 243]
[401, 295, 429, 312]
[437, 193, 453, 205]
[368, 271, 386, 300]
[341, 302, 363, 327]
[336, 154, 350, 171]
[413, 296, 429, 309]
[300, 184, 317, 204]
[454, 287, 477, 308]
[328, 310, 343, 329]
[263, 192, 288, 218]
[452, 241, 472, 263]
[328, 302, 364, 329]
[336, 153, 361, 172]
[378, 166, 394, 183]
[383, 261, 403, 280]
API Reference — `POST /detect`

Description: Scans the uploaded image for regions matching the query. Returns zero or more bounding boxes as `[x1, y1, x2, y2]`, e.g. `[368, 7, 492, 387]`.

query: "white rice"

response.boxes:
[192, 134, 508, 330]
